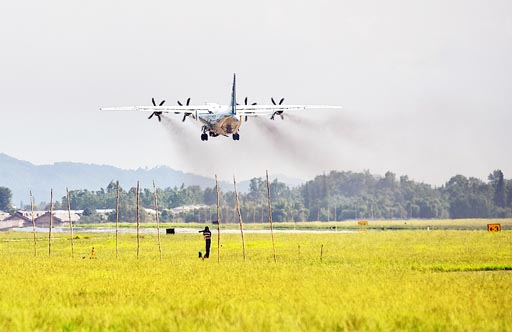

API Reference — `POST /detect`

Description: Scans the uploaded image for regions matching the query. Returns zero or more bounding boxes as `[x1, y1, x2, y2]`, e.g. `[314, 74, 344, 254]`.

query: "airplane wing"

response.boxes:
[100, 104, 215, 122]
[236, 104, 342, 120]
[99, 105, 212, 113]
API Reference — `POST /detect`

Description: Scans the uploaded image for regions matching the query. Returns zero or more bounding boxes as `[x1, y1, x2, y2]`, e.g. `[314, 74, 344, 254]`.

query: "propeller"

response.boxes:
[235, 97, 258, 122]
[177, 98, 195, 122]
[271, 97, 285, 106]
[148, 98, 165, 122]
[177, 97, 191, 106]
[237, 97, 258, 106]
[270, 97, 285, 120]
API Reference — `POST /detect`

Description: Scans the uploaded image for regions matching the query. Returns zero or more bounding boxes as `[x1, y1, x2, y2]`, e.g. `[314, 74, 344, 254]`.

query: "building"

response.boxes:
[34, 211, 80, 228]
[0, 212, 32, 229]
[0, 210, 10, 221]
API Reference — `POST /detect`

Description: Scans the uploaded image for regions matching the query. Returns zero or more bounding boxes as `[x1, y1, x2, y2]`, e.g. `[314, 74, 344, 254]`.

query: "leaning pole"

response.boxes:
[215, 175, 221, 262]
[266, 171, 277, 263]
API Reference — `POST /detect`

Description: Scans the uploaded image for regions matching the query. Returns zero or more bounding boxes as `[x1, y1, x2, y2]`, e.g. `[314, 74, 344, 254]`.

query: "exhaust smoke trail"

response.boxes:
[159, 115, 217, 171]
[252, 117, 330, 175]
[251, 110, 366, 178]
[156, 109, 366, 182]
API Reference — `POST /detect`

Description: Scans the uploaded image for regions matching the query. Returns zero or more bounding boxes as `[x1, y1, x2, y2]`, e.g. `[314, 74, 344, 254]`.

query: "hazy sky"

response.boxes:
[0, 0, 510, 185]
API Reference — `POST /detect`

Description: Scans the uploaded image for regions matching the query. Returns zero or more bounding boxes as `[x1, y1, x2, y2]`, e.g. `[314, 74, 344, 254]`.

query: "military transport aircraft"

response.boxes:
[100, 74, 341, 141]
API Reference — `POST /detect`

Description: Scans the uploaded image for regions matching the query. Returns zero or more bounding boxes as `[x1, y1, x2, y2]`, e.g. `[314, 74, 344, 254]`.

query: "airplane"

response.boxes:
[100, 74, 341, 141]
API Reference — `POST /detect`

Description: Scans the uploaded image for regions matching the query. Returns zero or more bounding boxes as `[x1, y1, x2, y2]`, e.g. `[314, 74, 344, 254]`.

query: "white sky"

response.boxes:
[0, 0, 511, 185]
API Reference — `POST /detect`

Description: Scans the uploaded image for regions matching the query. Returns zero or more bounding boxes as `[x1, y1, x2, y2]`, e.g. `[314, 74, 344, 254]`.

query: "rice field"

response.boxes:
[1, 225, 511, 331]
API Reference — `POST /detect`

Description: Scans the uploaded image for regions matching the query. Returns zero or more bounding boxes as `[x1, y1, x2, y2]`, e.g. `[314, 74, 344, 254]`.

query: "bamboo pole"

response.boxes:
[48, 189, 53, 257]
[266, 170, 277, 263]
[215, 175, 221, 263]
[153, 180, 162, 261]
[136, 181, 140, 259]
[66, 188, 74, 258]
[30, 191, 36, 257]
[233, 175, 246, 261]
[115, 180, 120, 259]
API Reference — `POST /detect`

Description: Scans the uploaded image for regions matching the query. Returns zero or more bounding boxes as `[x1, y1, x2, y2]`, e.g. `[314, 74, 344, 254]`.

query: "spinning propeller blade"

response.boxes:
[149, 98, 165, 121]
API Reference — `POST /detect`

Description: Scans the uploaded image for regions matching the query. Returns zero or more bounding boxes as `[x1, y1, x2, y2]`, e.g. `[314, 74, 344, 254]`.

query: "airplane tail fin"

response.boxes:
[230, 73, 236, 115]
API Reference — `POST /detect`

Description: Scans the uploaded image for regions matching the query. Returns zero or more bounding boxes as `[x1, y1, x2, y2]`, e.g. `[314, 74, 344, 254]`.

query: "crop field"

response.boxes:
[1, 226, 511, 331]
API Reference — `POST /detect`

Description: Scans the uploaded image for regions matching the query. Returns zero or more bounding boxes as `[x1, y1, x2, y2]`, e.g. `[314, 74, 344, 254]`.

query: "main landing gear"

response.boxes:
[201, 126, 209, 141]
[232, 133, 240, 141]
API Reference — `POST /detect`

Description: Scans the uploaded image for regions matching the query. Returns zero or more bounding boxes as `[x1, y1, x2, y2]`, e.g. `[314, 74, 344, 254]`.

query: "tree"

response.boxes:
[489, 170, 506, 208]
[0, 187, 12, 212]
[443, 175, 493, 218]
[80, 207, 101, 223]
[203, 187, 217, 205]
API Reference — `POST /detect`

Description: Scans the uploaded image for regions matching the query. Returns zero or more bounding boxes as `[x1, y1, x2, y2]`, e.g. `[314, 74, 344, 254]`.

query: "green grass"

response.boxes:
[75, 218, 512, 231]
[0, 229, 511, 331]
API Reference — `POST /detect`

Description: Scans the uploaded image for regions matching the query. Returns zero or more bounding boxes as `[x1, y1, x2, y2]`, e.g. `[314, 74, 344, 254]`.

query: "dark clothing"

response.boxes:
[202, 230, 211, 240]
[205, 239, 211, 258]
[199, 228, 212, 258]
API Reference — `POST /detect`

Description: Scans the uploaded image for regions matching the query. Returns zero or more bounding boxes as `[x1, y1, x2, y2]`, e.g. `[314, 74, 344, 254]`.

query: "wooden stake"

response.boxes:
[30, 191, 36, 257]
[136, 181, 140, 259]
[48, 189, 53, 257]
[115, 180, 120, 259]
[153, 180, 162, 261]
[233, 175, 246, 261]
[266, 170, 277, 263]
[215, 175, 221, 262]
[66, 188, 74, 258]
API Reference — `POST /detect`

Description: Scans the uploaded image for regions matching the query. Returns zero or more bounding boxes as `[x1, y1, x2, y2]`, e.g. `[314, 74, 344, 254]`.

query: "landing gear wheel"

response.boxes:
[201, 133, 208, 141]
[232, 133, 240, 141]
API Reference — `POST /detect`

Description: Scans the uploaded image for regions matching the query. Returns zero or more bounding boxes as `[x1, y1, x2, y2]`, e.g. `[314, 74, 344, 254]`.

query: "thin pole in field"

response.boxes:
[266, 170, 277, 263]
[136, 181, 140, 259]
[153, 180, 162, 261]
[215, 174, 221, 263]
[233, 175, 246, 261]
[48, 188, 53, 257]
[30, 190, 36, 257]
[66, 188, 74, 258]
[320, 244, 324, 262]
[115, 180, 120, 259]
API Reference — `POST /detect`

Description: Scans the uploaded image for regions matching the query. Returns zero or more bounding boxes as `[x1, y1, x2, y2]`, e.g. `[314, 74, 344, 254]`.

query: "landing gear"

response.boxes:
[232, 133, 240, 141]
[201, 126, 209, 141]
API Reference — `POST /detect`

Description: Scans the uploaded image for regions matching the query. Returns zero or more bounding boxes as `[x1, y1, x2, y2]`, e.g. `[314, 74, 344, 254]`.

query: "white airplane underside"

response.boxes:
[100, 74, 341, 141]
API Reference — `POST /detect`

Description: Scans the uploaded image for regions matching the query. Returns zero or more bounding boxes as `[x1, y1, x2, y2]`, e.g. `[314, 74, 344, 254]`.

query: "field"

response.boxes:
[1, 222, 512, 331]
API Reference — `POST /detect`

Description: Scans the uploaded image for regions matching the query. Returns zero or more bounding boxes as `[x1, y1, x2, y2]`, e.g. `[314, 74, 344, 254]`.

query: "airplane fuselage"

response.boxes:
[197, 103, 241, 137]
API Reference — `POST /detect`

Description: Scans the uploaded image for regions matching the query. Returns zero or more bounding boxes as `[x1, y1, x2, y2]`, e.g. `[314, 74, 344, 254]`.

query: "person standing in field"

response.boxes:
[199, 226, 211, 258]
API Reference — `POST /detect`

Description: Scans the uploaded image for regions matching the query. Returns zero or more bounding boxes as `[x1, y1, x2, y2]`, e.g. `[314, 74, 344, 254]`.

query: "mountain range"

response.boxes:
[0, 153, 304, 207]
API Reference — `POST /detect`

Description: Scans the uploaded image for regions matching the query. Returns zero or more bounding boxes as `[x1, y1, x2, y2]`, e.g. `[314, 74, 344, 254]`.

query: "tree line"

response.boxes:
[1, 169, 511, 222]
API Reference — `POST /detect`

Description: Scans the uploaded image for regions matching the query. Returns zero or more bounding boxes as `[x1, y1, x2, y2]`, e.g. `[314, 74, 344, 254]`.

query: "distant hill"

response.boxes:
[0, 153, 304, 206]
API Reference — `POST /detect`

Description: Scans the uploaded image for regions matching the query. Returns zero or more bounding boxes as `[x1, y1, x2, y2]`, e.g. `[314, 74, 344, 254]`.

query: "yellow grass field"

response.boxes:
[1, 224, 511, 331]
